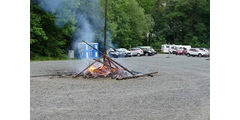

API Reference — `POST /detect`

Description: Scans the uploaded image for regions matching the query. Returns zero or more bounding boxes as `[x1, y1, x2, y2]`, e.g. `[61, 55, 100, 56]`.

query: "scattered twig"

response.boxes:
[31, 72, 75, 78]
[116, 72, 158, 80]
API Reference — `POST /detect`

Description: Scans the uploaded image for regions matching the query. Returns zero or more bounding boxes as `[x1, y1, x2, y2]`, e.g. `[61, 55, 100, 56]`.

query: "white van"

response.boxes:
[175, 45, 191, 50]
[162, 44, 191, 54]
[161, 44, 176, 53]
[181, 45, 191, 50]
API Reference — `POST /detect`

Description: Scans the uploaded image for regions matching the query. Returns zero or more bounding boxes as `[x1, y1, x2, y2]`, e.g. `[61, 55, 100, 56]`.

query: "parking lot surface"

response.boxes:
[31, 54, 210, 120]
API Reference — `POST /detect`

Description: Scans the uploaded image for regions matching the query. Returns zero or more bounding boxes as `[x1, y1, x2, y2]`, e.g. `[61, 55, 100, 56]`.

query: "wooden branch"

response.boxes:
[82, 40, 106, 56]
[108, 58, 135, 76]
[31, 74, 60, 77]
[109, 59, 118, 68]
[116, 72, 158, 80]
[31, 72, 75, 78]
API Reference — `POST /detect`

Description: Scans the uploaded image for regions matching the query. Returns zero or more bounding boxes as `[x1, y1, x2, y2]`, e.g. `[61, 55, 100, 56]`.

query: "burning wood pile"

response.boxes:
[78, 58, 130, 79]
[73, 40, 157, 80]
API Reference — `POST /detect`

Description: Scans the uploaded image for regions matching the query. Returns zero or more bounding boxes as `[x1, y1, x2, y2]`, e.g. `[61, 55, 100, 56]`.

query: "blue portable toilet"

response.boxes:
[77, 42, 99, 59]
[92, 43, 99, 58]
[77, 43, 89, 59]
[77, 49, 81, 59]
[82, 44, 90, 59]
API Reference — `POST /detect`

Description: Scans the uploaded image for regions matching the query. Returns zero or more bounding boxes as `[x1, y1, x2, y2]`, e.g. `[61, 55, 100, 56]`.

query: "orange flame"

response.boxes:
[89, 66, 95, 72]
[85, 59, 123, 78]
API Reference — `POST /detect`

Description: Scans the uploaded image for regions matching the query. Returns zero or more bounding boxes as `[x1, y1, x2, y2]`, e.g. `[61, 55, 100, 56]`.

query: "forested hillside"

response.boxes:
[30, 0, 210, 60]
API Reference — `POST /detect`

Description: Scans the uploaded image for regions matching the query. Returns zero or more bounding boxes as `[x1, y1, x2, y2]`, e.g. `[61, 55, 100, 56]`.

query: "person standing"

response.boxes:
[167, 48, 170, 58]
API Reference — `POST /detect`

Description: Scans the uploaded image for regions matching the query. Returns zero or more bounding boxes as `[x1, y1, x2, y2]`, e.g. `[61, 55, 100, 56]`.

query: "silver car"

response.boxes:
[116, 48, 132, 57]
[130, 48, 144, 56]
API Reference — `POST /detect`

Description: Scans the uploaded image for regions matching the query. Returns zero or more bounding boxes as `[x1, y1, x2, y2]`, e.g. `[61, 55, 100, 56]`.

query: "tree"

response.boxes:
[136, 0, 156, 15]
[30, 2, 73, 59]
[30, 0, 210, 60]
[106, 0, 153, 48]
[149, 0, 210, 48]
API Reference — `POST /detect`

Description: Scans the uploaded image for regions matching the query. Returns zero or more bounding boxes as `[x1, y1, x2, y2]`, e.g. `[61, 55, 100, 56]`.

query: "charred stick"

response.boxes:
[109, 59, 118, 68]
[82, 40, 136, 76]
[109, 59, 135, 76]
[31, 72, 75, 78]
[116, 72, 158, 80]
[31, 74, 61, 77]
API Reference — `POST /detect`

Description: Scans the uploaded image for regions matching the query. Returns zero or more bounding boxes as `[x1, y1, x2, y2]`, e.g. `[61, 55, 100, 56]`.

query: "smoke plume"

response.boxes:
[35, 0, 112, 51]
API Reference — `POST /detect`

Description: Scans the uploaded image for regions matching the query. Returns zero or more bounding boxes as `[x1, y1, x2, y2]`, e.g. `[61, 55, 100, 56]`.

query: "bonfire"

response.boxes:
[73, 40, 157, 80]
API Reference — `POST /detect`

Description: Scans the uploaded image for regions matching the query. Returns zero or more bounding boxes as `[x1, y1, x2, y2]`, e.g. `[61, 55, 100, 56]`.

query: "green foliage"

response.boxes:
[30, 0, 209, 60]
[150, 0, 210, 48]
[136, 0, 156, 14]
[107, 0, 153, 49]
[30, 2, 73, 60]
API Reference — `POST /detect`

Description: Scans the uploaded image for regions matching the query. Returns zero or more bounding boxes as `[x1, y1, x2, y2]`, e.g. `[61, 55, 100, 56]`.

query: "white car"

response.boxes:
[199, 48, 210, 56]
[116, 48, 132, 57]
[130, 48, 144, 56]
[186, 48, 208, 57]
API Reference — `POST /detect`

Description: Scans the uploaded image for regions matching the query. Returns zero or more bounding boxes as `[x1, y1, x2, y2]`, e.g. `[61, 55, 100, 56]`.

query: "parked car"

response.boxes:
[199, 48, 210, 57]
[170, 46, 176, 54]
[173, 45, 191, 54]
[116, 48, 132, 57]
[176, 49, 185, 55]
[172, 46, 183, 54]
[186, 48, 208, 57]
[137, 46, 156, 56]
[130, 48, 144, 56]
[107, 48, 119, 58]
[151, 48, 157, 55]
[172, 47, 183, 54]
[161, 44, 192, 54]
[172, 48, 177, 54]
[181, 45, 191, 50]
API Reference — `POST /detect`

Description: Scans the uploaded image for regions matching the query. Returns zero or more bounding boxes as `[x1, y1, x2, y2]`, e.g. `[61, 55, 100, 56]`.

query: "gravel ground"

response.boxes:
[31, 54, 210, 120]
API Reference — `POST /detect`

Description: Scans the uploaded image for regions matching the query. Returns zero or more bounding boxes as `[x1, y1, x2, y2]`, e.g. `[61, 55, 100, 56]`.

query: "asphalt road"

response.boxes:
[31, 54, 210, 120]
